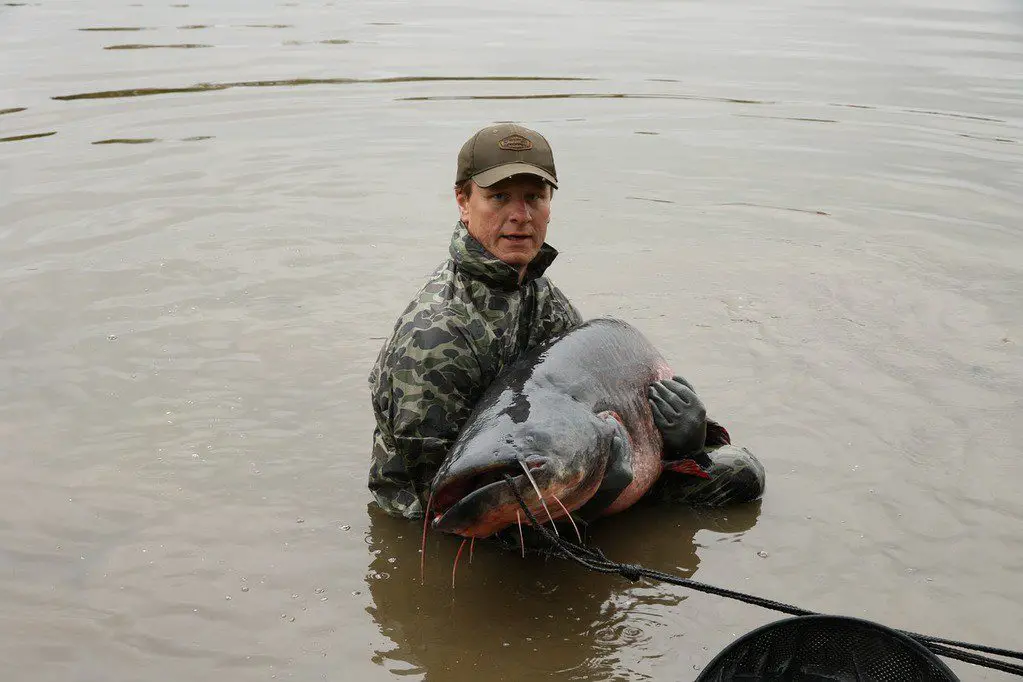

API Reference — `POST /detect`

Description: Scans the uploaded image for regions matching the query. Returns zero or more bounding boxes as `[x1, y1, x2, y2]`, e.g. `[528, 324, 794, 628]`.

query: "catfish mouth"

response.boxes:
[430, 458, 566, 538]
[431, 462, 527, 514]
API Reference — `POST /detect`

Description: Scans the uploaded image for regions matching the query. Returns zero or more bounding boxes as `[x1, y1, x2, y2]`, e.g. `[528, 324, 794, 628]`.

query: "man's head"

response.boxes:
[454, 124, 558, 277]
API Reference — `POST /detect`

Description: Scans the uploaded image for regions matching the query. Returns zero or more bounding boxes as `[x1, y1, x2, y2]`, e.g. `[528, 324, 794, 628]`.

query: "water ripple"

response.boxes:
[104, 43, 213, 50]
[400, 92, 772, 105]
[0, 131, 56, 143]
[282, 39, 351, 46]
[78, 26, 152, 32]
[735, 113, 839, 124]
[92, 138, 160, 145]
[52, 75, 594, 101]
[402, 92, 1014, 128]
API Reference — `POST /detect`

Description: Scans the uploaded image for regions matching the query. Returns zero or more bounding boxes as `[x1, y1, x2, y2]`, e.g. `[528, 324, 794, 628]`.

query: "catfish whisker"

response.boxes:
[550, 493, 583, 544]
[452, 538, 467, 589]
[516, 510, 525, 558]
[469, 536, 476, 564]
[517, 458, 559, 536]
[420, 491, 433, 586]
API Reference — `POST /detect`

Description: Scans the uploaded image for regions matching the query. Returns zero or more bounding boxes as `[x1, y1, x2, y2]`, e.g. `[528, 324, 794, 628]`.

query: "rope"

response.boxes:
[501, 475, 1023, 677]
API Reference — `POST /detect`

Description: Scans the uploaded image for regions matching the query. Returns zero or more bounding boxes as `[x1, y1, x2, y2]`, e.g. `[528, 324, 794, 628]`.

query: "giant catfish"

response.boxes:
[428, 317, 740, 538]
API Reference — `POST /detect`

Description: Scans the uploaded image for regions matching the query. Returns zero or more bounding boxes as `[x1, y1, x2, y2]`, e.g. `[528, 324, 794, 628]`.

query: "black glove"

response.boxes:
[648, 376, 707, 456]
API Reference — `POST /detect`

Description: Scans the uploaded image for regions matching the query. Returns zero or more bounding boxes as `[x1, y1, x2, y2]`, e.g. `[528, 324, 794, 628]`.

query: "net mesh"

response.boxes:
[697, 615, 960, 681]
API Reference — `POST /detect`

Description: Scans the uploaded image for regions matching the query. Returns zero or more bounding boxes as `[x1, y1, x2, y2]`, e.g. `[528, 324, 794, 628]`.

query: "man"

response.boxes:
[368, 123, 761, 520]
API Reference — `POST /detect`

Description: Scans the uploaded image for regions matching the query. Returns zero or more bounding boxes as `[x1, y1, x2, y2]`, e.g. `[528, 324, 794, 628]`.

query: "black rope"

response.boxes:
[501, 475, 1023, 677]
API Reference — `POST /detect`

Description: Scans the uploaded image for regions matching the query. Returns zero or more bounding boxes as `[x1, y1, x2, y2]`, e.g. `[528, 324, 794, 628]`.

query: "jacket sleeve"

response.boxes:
[368, 317, 483, 519]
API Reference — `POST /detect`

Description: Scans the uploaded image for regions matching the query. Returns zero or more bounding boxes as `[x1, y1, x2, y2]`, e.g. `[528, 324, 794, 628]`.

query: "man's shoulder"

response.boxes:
[393, 263, 475, 334]
[370, 265, 485, 411]
[531, 274, 584, 327]
[374, 260, 481, 369]
[534, 275, 569, 299]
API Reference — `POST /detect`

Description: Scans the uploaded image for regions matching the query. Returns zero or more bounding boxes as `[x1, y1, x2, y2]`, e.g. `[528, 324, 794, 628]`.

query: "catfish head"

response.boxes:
[428, 401, 618, 538]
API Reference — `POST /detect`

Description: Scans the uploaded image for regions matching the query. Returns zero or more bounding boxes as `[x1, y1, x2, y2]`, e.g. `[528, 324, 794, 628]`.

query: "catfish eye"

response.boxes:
[523, 455, 547, 470]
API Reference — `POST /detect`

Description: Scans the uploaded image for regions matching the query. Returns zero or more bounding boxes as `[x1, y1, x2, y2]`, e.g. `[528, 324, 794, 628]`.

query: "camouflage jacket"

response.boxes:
[368, 222, 583, 519]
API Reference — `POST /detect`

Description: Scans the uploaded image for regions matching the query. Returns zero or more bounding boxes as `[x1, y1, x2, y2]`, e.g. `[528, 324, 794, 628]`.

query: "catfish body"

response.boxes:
[429, 318, 674, 537]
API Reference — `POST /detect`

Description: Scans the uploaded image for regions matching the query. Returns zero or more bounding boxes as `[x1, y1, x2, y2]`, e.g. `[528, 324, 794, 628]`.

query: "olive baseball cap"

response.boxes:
[456, 123, 558, 189]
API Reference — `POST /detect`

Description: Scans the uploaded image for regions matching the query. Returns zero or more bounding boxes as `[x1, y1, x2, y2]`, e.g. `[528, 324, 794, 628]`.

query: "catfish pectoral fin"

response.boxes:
[576, 411, 635, 520]
[663, 458, 711, 479]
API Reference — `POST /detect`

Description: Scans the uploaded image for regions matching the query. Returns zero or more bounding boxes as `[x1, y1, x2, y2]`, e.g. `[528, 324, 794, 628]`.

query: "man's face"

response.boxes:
[456, 175, 552, 276]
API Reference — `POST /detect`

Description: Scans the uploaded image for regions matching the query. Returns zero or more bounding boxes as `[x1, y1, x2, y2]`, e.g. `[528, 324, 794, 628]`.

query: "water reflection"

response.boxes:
[365, 500, 761, 681]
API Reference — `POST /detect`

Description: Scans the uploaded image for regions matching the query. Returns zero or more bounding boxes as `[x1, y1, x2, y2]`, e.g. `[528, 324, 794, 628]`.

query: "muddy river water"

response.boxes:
[2, 0, 1022, 679]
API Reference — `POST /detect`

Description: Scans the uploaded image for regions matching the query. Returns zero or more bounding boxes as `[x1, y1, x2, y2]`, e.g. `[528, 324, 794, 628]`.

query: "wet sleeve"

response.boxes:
[368, 319, 483, 519]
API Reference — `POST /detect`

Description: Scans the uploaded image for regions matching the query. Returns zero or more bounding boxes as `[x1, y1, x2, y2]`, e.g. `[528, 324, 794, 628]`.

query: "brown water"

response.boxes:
[2, 0, 1022, 680]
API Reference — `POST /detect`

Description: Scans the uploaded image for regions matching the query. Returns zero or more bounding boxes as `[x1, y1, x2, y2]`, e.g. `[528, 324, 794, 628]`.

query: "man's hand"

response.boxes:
[648, 376, 707, 456]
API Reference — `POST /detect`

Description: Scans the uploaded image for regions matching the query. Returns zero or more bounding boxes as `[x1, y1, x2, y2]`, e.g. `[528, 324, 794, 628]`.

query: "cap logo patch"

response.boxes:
[498, 134, 533, 151]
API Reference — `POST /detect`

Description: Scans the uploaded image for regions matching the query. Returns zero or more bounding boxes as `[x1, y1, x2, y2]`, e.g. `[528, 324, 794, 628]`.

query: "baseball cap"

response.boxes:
[455, 123, 558, 189]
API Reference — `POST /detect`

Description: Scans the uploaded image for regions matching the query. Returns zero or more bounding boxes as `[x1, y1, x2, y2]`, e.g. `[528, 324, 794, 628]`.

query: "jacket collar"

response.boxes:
[449, 221, 559, 290]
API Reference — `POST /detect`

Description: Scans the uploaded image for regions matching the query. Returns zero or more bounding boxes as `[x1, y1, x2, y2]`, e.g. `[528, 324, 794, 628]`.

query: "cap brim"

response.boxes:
[472, 162, 558, 189]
